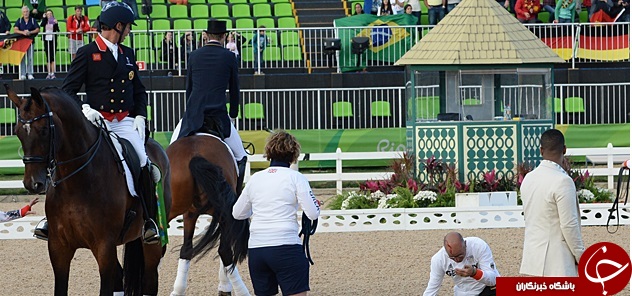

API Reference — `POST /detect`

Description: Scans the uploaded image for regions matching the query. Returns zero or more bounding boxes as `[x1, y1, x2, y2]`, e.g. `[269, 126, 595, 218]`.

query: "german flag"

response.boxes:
[533, 25, 629, 61]
[0, 34, 33, 66]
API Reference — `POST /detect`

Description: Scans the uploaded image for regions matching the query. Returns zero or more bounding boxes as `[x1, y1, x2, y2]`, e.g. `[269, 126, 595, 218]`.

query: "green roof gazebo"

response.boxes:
[395, 0, 565, 183]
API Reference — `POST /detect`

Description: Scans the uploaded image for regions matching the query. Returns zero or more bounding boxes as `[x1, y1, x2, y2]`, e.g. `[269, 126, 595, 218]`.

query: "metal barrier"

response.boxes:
[1, 23, 629, 76]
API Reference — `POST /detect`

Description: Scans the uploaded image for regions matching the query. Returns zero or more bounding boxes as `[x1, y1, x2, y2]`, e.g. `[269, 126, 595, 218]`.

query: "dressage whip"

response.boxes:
[606, 166, 629, 234]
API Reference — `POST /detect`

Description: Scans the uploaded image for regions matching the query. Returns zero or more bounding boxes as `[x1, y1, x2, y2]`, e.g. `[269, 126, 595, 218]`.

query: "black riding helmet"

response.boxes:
[99, 1, 136, 37]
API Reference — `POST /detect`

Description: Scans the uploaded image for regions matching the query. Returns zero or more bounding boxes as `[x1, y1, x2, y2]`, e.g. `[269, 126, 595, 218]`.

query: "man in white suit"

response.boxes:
[520, 129, 585, 276]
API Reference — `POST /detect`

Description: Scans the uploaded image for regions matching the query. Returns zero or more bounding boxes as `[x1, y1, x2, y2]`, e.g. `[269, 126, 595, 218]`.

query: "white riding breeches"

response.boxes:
[106, 116, 148, 167]
[170, 117, 247, 160]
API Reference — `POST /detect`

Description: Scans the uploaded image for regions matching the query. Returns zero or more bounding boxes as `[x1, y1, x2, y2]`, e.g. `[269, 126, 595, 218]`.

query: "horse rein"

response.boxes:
[606, 166, 629, 234]
[18, 99, 105, 188]
[299, 212, 318, 265]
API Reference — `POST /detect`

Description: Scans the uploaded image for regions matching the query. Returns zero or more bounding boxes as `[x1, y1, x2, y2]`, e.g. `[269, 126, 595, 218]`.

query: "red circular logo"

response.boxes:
[579, 242, 631, 296]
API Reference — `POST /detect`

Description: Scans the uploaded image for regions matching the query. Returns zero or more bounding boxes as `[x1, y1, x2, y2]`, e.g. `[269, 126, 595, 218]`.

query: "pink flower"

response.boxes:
[407, 179, 418, 193]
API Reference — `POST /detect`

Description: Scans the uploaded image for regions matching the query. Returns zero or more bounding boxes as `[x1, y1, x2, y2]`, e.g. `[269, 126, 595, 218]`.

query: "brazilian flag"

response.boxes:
[334, 14, 418, 72]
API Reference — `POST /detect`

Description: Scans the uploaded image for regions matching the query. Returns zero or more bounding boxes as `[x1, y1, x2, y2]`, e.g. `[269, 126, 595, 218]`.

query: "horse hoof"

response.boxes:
[218, 292, 232, 296]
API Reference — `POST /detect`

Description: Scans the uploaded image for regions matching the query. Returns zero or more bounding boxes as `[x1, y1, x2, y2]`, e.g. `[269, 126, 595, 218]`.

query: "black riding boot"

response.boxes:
[236, 156, 247, 196]
[34, 218, 48, 241]
[139, 165, 160, 245]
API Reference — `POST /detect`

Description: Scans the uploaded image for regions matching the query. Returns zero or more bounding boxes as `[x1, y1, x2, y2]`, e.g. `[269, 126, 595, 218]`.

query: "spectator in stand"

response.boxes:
[542, 0, 557, 22]
[610, 0, 629, 21]
[590, 0, 614, 19]
[67, 6, 91, 60]
[515, 0, 541, 23]
[354, 3, 365, 14]
[161, 31, 177, 76]
[446, 0, 462, 14]
[225, 32, 240, 61]
[368, 0, 381, 14]
[408, 0, 423, 24]
[40, 9, 59, 79]
[251, 26, 269, 75]
[404, 4, 414, 14]
[0, 9, 11, 79]
[180, 31, 196, 66]
[378, 0, 394, 15]
[424, 0, 447, 25]
[554, 0, 577, 23]
[25, 0, 46, 20]
[14, 6, 40, 80]
[391, 0, 406, 14]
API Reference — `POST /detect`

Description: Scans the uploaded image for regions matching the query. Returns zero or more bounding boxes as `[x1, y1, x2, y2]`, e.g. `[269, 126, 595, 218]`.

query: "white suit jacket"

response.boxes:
[519, 160, 585, 276]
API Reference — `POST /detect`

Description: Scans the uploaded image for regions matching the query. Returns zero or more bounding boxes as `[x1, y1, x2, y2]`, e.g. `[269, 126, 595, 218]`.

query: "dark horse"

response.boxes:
[5, 85, 171, 296]
[167, 135, 250, 295]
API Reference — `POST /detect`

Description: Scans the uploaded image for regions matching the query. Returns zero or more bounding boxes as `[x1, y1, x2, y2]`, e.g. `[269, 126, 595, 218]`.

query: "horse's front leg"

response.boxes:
[142, 242, 164, 295]
[48, 240, 76, 296]
[171, 211, 198, 296]
[91, 242, 121, 296]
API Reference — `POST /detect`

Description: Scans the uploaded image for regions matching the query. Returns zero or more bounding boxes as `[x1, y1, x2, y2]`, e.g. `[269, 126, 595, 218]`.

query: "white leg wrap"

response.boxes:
[224, 263, 251, 296]
[217, 260, 233, 293]
[170, 258, 191, 296]
[113, 292, 124, 296]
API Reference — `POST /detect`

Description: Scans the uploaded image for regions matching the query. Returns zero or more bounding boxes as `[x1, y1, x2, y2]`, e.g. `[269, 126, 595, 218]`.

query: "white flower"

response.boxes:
[577, 189, 594, 201]
[377, 193, 397, 209]
[370, 190, 386, 201]
[414, 190, 438, 203]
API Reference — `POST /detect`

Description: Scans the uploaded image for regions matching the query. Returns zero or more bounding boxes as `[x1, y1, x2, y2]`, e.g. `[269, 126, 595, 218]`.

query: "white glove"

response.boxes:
[82, 104, 103, 127]
[133, 115, 146, 141]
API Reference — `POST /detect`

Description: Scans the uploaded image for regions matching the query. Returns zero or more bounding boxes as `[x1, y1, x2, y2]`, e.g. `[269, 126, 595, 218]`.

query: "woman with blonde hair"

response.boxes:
[233, 130, 320, 296]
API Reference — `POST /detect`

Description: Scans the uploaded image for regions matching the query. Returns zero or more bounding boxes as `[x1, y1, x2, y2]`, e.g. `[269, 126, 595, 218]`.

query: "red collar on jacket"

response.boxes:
[95, 35, 124, 54]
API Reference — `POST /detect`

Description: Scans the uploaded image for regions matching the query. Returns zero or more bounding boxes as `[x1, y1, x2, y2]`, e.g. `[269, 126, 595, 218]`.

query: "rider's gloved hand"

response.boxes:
[82, 104, 103, 127]
[133, 115, 146, 141]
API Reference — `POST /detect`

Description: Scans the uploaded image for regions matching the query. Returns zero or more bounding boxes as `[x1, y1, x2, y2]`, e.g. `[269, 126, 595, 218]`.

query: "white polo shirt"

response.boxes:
[233, 166, 320, 249]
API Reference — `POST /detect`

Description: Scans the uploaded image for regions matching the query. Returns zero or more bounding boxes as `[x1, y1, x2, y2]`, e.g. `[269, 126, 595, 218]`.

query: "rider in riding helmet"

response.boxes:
[35, 2, 161, 244]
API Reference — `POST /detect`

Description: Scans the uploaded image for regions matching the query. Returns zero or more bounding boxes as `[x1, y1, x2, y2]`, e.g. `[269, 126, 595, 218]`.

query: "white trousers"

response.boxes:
[170, 117, 247, 161]
[107, 116, 148, 167]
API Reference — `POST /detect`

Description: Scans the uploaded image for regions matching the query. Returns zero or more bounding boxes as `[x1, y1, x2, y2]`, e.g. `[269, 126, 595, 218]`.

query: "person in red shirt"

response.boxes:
[515, 0, 541, 23]
[66, 5, 91, 60]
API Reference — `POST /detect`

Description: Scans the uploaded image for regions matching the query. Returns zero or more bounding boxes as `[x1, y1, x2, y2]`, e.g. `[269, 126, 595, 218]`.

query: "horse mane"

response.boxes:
[38, 87, 93, 132]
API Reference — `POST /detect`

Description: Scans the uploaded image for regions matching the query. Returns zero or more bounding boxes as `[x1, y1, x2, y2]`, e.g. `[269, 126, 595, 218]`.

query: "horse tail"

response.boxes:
[189, 156, 250, 266]
[123, 238, 145, 296]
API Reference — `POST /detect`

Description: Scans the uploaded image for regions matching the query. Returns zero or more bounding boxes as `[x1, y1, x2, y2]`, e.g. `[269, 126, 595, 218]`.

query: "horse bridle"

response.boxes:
[18, 99, 104, 188]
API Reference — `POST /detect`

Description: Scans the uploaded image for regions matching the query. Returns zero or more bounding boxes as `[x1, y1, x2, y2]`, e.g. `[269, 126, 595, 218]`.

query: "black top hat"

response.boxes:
[206, 19, 228, 34]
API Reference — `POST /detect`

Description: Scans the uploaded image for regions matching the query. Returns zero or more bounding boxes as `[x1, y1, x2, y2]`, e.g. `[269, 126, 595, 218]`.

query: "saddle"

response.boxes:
[102, 129, 143, 195]
[197, 115, 225, 140]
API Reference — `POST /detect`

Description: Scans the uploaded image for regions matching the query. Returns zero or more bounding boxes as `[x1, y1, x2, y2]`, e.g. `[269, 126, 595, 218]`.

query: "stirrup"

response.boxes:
[150, 163, 161, 183]
[33, 218, 48, 241]
[142, 219, 160, 245]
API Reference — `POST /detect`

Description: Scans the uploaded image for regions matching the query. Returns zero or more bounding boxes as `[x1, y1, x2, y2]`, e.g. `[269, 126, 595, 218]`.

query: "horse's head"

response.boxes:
[5, 85, 56, 194]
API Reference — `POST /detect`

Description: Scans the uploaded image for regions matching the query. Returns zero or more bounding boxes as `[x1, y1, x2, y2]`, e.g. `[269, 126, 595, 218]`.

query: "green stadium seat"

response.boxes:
[4, 0, 22, 7]
[229, 0, 249, 3]
[193, 18, 208, 30]
[173, 19, 192, 30]
[263, 45, 281, 61]
[49, 7, 65, 21]
[273, 3, 293, 17]
[33, 50, 47, 67]
[0, 108, 16, 124]
[280, 31, 299, 46]
[250, 0, 268, 3]
[170, 4, 189, 18]
[149, 4, 168, 18]
[146, 105, 152, 122]
[152, 0, 165, 3]
[256, 17, 275, 28]
[211, 4, 230, 18]
[462, 98, 481, 105]
[57, 34, 68, 51]
[66, 0, 83, 6]
[242, 46, 254, 61]
[33, 38, 43, 51]
[208, 0, 227, 3]
[579, 10, 588, 23]
[226, 103, 242, 118]
[282, 45, 302, 61]
[554, 98, 562, 113]
[134, 19, 148, 31]
[538, 11, 550, 23]
[6, 8, 23, 21]
[218, 18, 233, 29]
[271, 0, 289, 3]
[277, 17, 296, 28]
[136, 49, 155, 64]
[564, 97, 585, 113]
[232, 4, 252, 18]
[253, 3, 272, 17]
[236, 18, 255, 28]
[47, 0, 63, 6]
[190, 4, 210, 18]
[371, 101, 392, 117]
[87, 5, 101, 20]
[333, 101, 353, 118]
[420, 14, 429, 25]
[415, 96, 440, 119]
[153, 19, 172, 30]
[55, 51, 71, 66]
[243, 103, 264, 119]
[57, 21, 66, 32]
[188, 0, 208, 3]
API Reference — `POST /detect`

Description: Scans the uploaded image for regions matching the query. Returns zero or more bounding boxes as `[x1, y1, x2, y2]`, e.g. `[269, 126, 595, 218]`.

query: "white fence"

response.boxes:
[0, 145, 628, 191]
[0, 203, 627, 239]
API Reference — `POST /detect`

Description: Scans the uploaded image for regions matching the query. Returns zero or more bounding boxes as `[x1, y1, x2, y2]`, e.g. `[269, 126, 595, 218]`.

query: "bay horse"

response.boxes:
[167, 135, 250, 295]
[4, 85, 171, 296]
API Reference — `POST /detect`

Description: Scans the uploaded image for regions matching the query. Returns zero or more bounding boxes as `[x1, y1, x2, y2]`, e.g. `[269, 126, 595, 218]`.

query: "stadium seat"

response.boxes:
[47, 0, 63, 7]
[420, 14, 429, 25]
[273, 3, 293, 17]
[256, 17, 276, 28]
[277, 17, 296, 28]
[250, 0, 268, 3]
[4, 0, 22, 7]
[462, 98, 481, 105]
[229, 0, 249, 3]
[232, 4, 252, 18]
[87, 5, 102, 20]
[538, 11, 550, 23]
[6, 8, 23, 21]
[193, 18, 208, 30]
[136, 49, 155, 64]
[226, 103, 242, 119]
[208, 0, 227, 3]
[280, 31, 300, 46]
[211, 4, 230, 18]
[579, 10, 589, 23]
[253, 3, 272, 17]
[174, 19, 192, 30]
[243, 103, 265, 119]
[55, 51, 71, 67]
[236, 18, 255, 29]
[415, 96, 440, 120]
[134, 19, 148, 31]
[148, 4, 168, 18]
[188, 0, 208, 3]
[190, 4, 210, 18]
[554, 98, 562, 113]
[218, 18, 234, 29]
[263, 46, 281, 61]
[241, 46, 254, 62]
[153, 19, 172, 31]
[282, 45, 302, 61]
[271, 0, 290, 2]
[147, 105, 152, 122]
[0, 108, 16, 125]
[371, 101, 392, 117]
[333, 101, 353, 118]
[564, 97, 585, 112]
[33, 50, 47, 67]
[33, 38, 43, 51]
[170, 4, 189, 18]
[66, 0, 83, 6]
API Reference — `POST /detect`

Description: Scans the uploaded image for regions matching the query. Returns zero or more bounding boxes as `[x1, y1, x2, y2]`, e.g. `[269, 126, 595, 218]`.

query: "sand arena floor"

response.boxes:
[0, 199, 629, 295]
